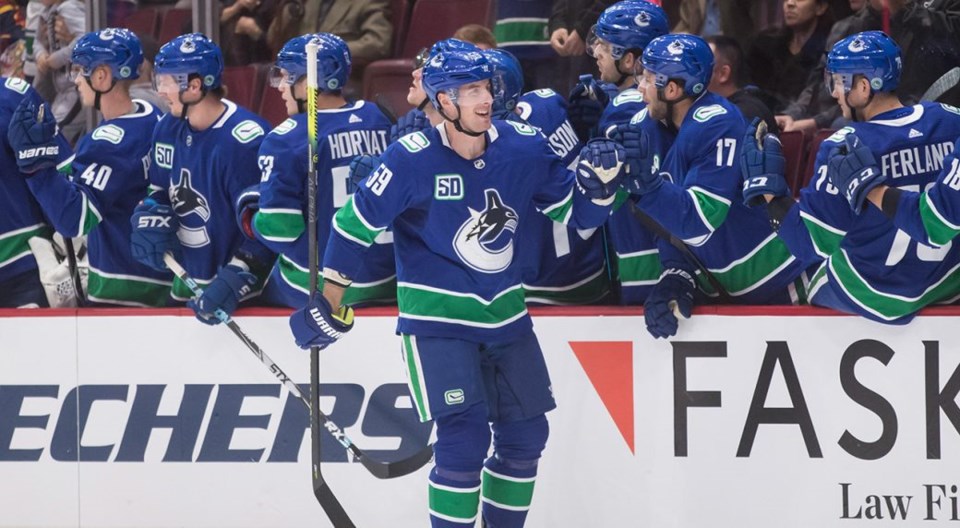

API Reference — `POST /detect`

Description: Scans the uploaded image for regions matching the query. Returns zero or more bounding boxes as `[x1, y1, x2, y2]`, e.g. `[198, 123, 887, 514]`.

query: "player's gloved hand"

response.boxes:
[347, 154, 381, 194]
[567, 75, 607, 143]
[576, 138, 626, 202]
[740, 118, 788, 207]
[827, 133, 885, 215]
[289, 292, 355, 349]
[27, 236, 80, 308]
[235, 184, 260, 240]
[130, 199, 181, 271]
[390, 109, 430, 143]
[644, 267, 695, 339]
[609, 123, 656, 195]
[7, 99, 59, 174]
[188, 264, 257, 325]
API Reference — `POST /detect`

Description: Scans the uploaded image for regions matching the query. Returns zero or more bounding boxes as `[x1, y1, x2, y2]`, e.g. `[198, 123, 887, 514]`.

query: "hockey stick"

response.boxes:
[62, 237, 85, 307]
[922, 67, 960, 103]
[162, 254, 433, 481]
[304, 41, 356, 528]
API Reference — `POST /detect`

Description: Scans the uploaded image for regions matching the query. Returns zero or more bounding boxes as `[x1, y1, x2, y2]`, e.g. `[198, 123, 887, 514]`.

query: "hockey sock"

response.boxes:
[481, 415, 549, 528]
[430, 403, 491, 527]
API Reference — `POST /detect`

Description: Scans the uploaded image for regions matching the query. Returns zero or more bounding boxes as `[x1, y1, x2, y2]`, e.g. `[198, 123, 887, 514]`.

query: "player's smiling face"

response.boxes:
[442, 79, 493, 132]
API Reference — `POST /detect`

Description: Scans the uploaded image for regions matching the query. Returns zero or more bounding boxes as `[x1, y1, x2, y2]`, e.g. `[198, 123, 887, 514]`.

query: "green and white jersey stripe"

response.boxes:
[0, 224, 51, 269]
[697, 233, 797, 297]
[277, 254, 395, 305]
[688, 186, 731, 235]
[825, 248, 960, 321]
[539, 188, 575, 225]
[493, 17, 549, 46]
[522, 265, 609, 305]
[253, 208, 303, 243]
[429, 480, 481, 524]
[919, 192, 960, 246]
[332, 196, 385, 247]
[397, 282, 528, 329]
[616, 248, 661, 288]
[86, 266, 172, 307]
[800, 210, 847, 258]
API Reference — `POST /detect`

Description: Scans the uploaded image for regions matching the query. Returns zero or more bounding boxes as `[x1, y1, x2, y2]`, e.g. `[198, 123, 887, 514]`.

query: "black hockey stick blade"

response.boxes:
[313, 477, 355, 528]
[356, 442, 434, 479]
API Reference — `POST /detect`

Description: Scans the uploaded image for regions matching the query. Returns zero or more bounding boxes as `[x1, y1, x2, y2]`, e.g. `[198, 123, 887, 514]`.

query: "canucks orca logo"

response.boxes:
[667, 40, 685, 55]
[848, 37, 866, 53]
[634, 12, 650, 27]
[453, 189, 519, 273]
[171, 169, 211, 221]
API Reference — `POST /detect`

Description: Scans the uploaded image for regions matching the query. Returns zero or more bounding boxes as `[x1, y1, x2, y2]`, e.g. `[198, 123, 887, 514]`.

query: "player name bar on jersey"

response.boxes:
[327, 129, 389, 160]
[881, 140, 955, 180]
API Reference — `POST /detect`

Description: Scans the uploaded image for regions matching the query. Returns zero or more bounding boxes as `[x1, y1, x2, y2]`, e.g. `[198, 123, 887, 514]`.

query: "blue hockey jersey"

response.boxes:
[147, 100, 269, 302]
[635, 92, 807, 304]
[28, 100, 172, 306]
[777, 102, 960, 323]
[514, 88, 609, 305]
[324, 120, 614, 341]
[0, 76, 71, 286]
[253, 101, 394, 307]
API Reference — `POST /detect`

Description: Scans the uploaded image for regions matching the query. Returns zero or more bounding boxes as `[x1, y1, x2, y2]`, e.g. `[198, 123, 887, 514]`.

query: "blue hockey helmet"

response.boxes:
[70, 28, 143, 81]
[588, 0, 669, 60]
[826, 31, 901, 93]
[641, 34, 714, 97]
[483, 49, 523, 118]
[422, 48, 497, 109]
[270, 32, 351, 91]
[413, 38, 481, 70]
[154, 33, 224, 91]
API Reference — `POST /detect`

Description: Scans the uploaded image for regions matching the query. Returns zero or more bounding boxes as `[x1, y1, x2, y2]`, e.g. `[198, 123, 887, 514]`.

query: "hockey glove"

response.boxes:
[827, 133, 885, 215]
[7, 99, 60, 174]
[235, 184, 261, 240]
[390, 109, 431, 143]
[609, 123, 657, 195]
[347, 154, 381, 194]
[644, 267, 695, 339]
[130, 199, 181, 271]
[740, 118, 788, 207]
[27, 235, 86, 308]
[576, 138, 626, 203]
[188, 264, 257, 325]
[289, 292, 355, 349]
[567, 75, 608, 143]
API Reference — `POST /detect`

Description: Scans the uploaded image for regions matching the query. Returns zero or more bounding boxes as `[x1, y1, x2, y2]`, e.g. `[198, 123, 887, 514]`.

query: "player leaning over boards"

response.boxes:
[130, 33, 273, 320]
[9, 28, 172, 307]
[236, 33, 394, 308]
[619, 34, 809, 338]
[742, 31, 960, 324]
[289, 49, 627, 527]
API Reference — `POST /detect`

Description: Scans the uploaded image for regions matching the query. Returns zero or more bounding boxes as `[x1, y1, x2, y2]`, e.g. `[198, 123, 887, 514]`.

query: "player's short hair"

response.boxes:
[452, 24, 498, 50]
[705, 35, 747, 88]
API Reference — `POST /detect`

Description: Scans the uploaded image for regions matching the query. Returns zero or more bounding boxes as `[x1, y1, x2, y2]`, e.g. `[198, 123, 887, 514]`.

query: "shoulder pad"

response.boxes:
[272, 118, 297, 136]
[91, 124, 125, 144]
[940, 103, 960, 116]
[826, 126, 854, 144]
[630, 108, 649, 125]
[612, 89, 643, 107]
[232, 120, 265, 144]
[691, 104, 727, 123]
[396, 131, 431, 153]
[3, 77, 29, 95]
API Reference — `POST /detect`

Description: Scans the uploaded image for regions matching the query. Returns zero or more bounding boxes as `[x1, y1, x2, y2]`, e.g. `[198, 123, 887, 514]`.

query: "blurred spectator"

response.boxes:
[495, 0, 562, 92]
[453, 23, 497, 49]
[130, 32, 169, 114]
[32, 0, 85, 143]
[267, 0, 391, 85]
[707, 35, 778, 134]
[778, 0, 960, 135]
[107, 0, 135, 27]
[220, 0, 277, 65]
[746, 0, 832, 113]
[672, 0, 755, 49]
[547, 0, 610, 94]
[0, 0, 24, 77]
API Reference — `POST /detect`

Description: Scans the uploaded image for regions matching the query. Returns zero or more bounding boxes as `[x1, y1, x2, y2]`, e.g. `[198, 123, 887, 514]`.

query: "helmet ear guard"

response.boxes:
[154, 33, 224, 92]
[826, 31, 902, 95]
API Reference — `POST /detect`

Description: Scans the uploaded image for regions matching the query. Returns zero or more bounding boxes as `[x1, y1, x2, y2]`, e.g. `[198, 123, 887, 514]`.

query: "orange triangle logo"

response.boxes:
[570, 341, 634, 454]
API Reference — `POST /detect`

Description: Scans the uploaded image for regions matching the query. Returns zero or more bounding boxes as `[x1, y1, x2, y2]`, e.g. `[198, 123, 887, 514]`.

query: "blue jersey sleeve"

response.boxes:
[893, 152, 960, 246]
[253, 128, 307, 255]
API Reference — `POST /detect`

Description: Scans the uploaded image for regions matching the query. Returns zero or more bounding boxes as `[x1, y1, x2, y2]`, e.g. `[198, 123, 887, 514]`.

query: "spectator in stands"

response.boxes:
[746, 0, 833, 114]
[31, 0, 85, 143]
[673, 0, 756, 50]
[453, 23, 497, 50]
[706, 35, 778, 134]
[778, 0, 960, 134]
[267, 0, 391, 86]
[220, 0, 277, 65]
[0, 0, 24, 77]
[548, 0, 613, 94]
[494, 0, 556, 92]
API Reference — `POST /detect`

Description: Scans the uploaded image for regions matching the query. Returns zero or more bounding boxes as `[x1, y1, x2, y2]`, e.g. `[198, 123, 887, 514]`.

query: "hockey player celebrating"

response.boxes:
[742, 31, 960, 324]
[130, 33, 272, 321]
[10, 28, 171, 307]
[0, 75, 72, 307]
[483, 48, 610, 304]
[290, 49, 627, 527]
[237, 33, 394, 308]
[622, 33, 808, 338]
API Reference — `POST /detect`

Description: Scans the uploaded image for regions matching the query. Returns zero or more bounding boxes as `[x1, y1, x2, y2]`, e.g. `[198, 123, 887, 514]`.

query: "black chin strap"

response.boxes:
[417, 98, 430, 111]
[438, 103, 486, 138]
[85, 77, 117, 112]
[657, 86, 687, 134]
[177, 88, 207, 121]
